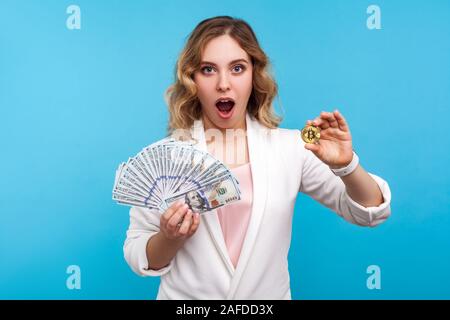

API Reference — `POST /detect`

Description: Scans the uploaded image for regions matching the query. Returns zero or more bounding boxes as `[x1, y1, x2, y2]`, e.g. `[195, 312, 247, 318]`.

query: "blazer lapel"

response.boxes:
[189, 119, 235, 276]
[226, 113, 269, 299]
[187, 114, 270, 295]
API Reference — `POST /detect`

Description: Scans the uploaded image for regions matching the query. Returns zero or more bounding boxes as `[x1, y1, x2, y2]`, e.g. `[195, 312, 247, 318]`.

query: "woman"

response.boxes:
[123, 16, 392, 299]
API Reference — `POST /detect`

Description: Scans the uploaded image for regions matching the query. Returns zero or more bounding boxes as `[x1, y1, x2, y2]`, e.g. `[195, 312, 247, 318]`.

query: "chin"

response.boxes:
[203, 105, 246, 130]
[216, 115, 244, 130]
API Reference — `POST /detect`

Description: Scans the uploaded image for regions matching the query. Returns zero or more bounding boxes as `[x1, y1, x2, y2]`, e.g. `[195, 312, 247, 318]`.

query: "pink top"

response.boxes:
[217, 163, 253, 269]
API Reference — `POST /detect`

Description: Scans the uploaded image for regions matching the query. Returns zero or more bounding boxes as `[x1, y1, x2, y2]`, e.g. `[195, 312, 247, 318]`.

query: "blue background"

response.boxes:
[1, 0, 449, 299]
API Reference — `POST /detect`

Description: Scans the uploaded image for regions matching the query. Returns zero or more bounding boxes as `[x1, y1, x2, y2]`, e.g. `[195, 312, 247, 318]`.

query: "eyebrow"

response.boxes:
[200, 59, 249, 66]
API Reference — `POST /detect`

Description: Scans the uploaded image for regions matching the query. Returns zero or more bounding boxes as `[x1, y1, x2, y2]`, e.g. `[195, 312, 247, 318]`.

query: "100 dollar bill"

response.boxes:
[163, 174, 240, 214]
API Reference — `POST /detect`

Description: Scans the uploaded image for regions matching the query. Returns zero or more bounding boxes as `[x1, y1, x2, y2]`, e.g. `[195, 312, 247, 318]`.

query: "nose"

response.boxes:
[216, 73, 231, 92]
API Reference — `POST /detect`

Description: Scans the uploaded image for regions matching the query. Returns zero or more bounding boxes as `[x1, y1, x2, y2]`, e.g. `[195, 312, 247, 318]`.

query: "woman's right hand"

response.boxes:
[160, 201, 201, 241]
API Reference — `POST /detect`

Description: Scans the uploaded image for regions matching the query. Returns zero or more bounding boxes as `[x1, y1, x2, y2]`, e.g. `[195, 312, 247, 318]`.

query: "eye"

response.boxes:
[232, 64, 245, 73]
[201, 65, 215, 74]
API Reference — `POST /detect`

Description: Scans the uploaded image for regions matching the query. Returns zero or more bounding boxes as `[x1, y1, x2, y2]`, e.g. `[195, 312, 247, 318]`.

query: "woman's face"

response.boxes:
[194, 34, 253, 131]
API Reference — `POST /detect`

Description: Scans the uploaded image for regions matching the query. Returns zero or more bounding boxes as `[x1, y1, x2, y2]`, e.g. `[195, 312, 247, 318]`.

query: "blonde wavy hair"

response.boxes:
[165, 16, 282, 133]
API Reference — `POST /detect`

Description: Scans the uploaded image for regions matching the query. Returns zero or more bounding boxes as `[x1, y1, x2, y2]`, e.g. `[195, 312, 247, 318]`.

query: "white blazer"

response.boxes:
[123, 113, 392, 300]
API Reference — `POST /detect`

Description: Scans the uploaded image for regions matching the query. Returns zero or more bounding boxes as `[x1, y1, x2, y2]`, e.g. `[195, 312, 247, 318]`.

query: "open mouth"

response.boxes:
[215, 99, 235, 115]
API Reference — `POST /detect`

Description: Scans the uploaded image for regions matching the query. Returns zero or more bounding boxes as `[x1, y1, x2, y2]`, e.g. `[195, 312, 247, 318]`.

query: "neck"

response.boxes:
[201, 114, 249, 168]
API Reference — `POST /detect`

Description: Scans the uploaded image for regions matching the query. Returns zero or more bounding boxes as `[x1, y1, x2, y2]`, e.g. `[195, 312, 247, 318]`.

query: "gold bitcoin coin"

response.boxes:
[301, 125, 321, 144]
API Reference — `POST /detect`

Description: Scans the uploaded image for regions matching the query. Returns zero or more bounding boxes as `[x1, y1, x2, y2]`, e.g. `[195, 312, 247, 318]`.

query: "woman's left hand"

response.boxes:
[304, 110, 354, 169]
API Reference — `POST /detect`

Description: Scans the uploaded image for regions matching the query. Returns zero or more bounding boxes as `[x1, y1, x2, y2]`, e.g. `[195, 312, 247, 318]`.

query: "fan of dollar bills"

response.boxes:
[112, 138, 241, 214]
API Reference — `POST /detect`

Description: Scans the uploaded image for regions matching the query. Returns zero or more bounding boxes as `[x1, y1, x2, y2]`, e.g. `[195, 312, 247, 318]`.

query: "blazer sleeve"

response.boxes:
[297, 132, 392, 227]
[123, 206, 173, 276]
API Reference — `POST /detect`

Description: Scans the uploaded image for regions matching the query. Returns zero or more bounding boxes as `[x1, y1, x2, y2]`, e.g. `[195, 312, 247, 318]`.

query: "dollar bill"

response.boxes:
[164, 173, 241, 213]
[112, 137, 241, 214]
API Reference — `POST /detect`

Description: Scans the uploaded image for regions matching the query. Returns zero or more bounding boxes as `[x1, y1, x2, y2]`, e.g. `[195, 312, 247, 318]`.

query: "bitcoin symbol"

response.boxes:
[301, 125, 321, 144]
